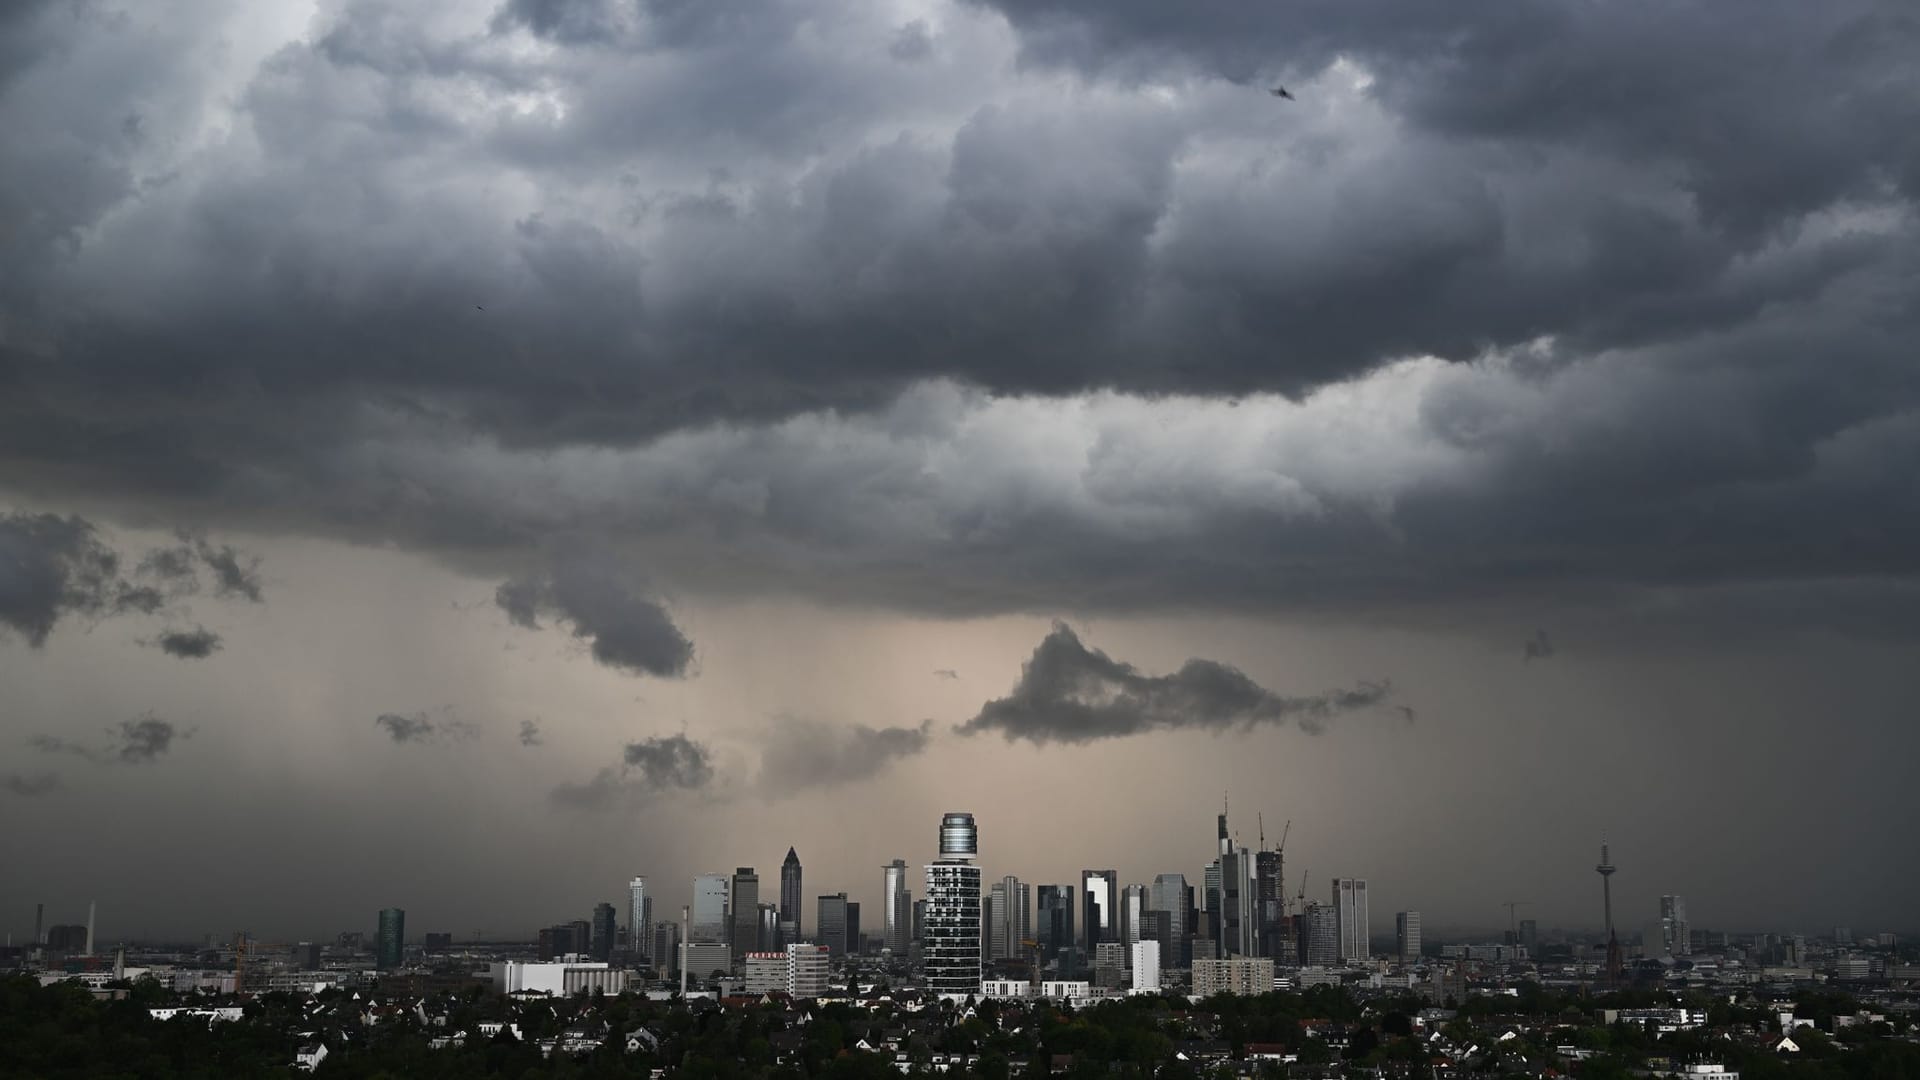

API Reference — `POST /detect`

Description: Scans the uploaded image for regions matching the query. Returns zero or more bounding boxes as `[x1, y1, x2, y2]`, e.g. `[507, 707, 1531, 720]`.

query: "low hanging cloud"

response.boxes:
[151, 625, 224, 659]
[755, 718, 934, 796]
[374, 709, 479, 745]
[552, 733, 715, 809]
[496, 561, 694, 678]
[30, 713, 190, 764]
[2, 772, 63, 797]
[957, 622, 1399, 745]
[1, 512, 164, 646]
[135, 531, 265, 602]
[0, 513, 264, 650]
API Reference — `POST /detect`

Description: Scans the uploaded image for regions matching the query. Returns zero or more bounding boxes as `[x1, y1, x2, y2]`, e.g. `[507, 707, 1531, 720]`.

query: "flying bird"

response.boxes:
[1269, 86, 1295, 101]
[475, 305, 485, 311]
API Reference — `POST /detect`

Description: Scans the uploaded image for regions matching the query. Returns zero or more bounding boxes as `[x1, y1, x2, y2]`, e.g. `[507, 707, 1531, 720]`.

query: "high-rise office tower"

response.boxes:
[1300, 901, 1339, 966]
[846, 902, 861, 956]
[817, 893, 851, 956]
[731, 868, 760, 959]
[1119, 884, 1147, 949]
[1332, 879, 1369, 961]
[1149, 874, 1190, 968]
[592, 902, 617, 962]
[1661, 896, 1690, 956]
[652, 921, 681, 977]
[1081, 869, 1116, 950]
[781, 848, 804, 940]
[759, 903, 780, 950]
[883, 859, 913, 954]
[692, 874, 730, 943]
[1395, 911, 1422, 962]
[1035, 885, 1075, 965]
[1518, 918, 1538, 953]
[912, 898, 928, 947]
[1255, 848, 1285, 959]
[628, 877, 652, 962]
[989, 876, 1031, 961]
[376, 908, 405, 969]
[926, 811, 983, 998]
[1220, 847, 1256, 957]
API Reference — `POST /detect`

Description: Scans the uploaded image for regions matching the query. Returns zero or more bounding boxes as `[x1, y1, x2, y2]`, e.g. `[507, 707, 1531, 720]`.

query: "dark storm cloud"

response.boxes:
[0, 0, 1916, 642]
[756, 719, 932, 795]
[374, 709, 479, 745]
[2, 771, 62, 797]
[958, 622, 1397, 745]
[30, 713, 189, 765]
[152, 625, 223, 659]
[552, 733, 715, 808]
[518, 719, 544, 747]
[495, 563, 693, 678]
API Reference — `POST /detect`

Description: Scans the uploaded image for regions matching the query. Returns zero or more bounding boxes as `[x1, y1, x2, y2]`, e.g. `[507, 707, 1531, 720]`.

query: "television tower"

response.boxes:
[1595, 840, 1621, 984]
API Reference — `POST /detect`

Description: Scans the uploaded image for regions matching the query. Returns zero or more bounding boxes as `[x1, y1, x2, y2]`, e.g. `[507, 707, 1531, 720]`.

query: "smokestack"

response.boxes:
[86, 901, 95, 957]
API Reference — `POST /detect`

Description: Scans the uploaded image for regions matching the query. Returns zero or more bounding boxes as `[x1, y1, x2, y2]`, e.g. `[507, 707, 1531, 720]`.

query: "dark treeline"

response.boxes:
[2, 975, 1916, 1079]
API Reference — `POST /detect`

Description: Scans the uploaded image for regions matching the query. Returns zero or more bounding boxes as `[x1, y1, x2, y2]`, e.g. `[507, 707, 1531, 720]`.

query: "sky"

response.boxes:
[2, 0, 1918, 946]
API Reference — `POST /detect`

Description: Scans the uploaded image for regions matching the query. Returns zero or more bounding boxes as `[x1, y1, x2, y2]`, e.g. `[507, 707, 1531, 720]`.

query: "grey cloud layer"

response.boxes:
[958, 622, 1395, 744]
[0, 0, 1915, 636]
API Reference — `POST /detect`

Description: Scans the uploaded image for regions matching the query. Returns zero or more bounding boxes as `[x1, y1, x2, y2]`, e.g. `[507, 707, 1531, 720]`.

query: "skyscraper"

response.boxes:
[883, 859, 913, 954]
[1395, 911, 1421, 962]
[692, 874, 729, 943]
[989, 875, 1031, 961]
[628, 877, 652, 962]
[1035, 885, 1075, 965]
[1081, 869, 1116, 950]
[1332, 879, 1369, 962]
[817, 893, 851, 956]
[1255, 848, 1285, 959]
[759, 903, 780, 950]
[376, 907, 405, 969]
[1300, 901, 1338, 966]
[592, 902, 617, 962]
[926, 811, 983, 998]
[1149, 874, 1190, 969]
[1518, 918, 1538, 953]
[1220, 847, 1256, 957]
[1661, 895, 1690, 956]
[1119, 884, 1147, 949]
[846, 901, 861, 955]
[731, 867, 760, 960]
[780, 847, 803, 941]
[652, 920, 681, 978]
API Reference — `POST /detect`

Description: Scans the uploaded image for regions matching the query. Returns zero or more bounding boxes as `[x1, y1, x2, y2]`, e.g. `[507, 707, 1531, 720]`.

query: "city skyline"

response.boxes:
[5, 0, 1920, 949]
[12, 816, 1909, 950]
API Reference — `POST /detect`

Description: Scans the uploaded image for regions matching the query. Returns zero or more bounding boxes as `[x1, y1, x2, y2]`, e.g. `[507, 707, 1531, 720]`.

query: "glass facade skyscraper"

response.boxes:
[926, 812, 982, 998]
[376, 907, 405, 969]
